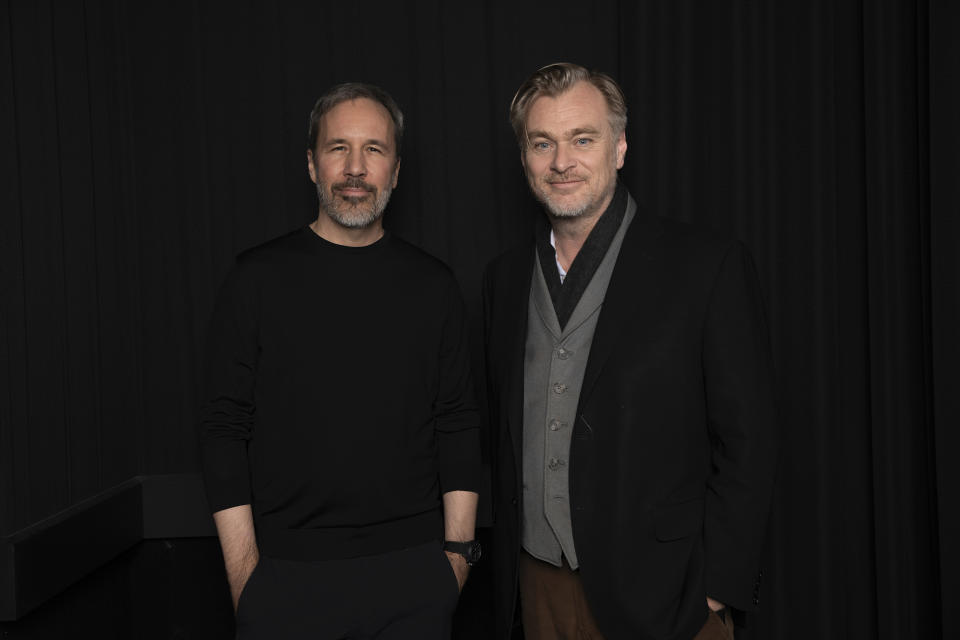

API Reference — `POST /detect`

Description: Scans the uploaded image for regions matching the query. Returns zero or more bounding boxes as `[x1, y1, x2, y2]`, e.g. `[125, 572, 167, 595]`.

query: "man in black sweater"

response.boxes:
[199, 83, 481, 639]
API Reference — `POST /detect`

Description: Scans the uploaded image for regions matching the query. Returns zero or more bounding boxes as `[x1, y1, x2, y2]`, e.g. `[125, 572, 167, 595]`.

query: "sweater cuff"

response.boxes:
[200, 440, 252, 513]
[437, 427, 482, 494]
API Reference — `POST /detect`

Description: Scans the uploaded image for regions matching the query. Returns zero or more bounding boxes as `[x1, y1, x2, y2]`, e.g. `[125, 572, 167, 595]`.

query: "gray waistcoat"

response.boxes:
[521, 205, 635, 568]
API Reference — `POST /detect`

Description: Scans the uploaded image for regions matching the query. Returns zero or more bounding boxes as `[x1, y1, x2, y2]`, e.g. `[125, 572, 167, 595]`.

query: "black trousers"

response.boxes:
[236, 540, 460, 639]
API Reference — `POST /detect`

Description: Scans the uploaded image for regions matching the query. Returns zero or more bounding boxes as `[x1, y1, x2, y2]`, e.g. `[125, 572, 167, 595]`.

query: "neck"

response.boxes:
[549, 217, 593, 271]
[310, 214, 384, 247]
[548, 187, 616, 269]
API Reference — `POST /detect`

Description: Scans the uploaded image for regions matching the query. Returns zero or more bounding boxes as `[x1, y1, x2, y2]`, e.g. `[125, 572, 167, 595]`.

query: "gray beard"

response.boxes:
[316, 181, 393, 229]
[540, 196, 589, 218]
[533, 182, 613, 220]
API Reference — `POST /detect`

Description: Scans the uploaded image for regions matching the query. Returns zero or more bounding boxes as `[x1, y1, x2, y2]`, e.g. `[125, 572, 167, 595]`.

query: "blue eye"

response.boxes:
[532, 141, 551, 151]
[575, 138, 591, 146]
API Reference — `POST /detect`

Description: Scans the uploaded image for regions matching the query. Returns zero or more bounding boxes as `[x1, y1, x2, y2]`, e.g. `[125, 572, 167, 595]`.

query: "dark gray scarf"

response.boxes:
[535, 182, 628, 330]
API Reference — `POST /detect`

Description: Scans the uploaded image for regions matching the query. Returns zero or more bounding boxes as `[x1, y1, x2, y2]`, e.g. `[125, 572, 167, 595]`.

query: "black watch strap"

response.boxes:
[443, 539, 482, 565]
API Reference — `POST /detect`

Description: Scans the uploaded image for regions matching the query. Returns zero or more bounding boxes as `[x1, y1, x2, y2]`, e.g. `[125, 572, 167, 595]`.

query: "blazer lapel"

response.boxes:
[578, 200, 666, 408]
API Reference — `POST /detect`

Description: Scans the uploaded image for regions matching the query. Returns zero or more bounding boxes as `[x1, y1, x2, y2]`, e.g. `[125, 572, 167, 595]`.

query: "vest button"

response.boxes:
[557, 347, 572, 359]
[549, 419, 562, 431]
[552, 382, 567, 394]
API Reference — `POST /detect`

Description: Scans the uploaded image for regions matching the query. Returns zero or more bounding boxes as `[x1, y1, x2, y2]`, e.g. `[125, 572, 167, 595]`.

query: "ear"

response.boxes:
[615, 131, 627, 169]
[307, 149, 318, 183]
[391, 157, 401, 188]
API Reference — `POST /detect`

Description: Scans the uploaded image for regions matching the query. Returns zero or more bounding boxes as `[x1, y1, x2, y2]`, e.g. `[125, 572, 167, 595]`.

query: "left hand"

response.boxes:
[444, 551, 470, 592]
[707, 596, 726, 612]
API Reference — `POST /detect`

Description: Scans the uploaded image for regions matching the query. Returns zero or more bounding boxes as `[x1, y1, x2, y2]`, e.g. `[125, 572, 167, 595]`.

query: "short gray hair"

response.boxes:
[307, 82, 404, 155]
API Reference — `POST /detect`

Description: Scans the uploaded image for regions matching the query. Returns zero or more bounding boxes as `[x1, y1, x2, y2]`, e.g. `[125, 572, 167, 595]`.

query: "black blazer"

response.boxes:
[483, 199, 778, 640]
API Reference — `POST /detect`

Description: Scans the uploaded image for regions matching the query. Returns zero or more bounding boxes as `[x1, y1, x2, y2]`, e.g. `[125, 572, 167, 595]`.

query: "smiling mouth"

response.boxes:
[547, 179, 584, 189]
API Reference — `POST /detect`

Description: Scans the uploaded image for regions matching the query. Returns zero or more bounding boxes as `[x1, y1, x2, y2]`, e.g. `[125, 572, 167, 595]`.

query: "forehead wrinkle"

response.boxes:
[325, 137, 390, 146]
[566, 126, 602, 137]
[526, 82, 612, 135]
[526, 126, 604, 142]
[318, 99, 395, 146]
[527, 125, 603, 138]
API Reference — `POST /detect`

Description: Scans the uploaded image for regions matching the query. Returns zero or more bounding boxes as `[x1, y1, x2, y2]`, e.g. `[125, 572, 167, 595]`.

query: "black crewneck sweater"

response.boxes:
[199, 227, 480, 560]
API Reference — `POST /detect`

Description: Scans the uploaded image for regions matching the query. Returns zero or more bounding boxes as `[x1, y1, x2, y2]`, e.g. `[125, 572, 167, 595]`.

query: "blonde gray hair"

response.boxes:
[509, 62, 627, 148]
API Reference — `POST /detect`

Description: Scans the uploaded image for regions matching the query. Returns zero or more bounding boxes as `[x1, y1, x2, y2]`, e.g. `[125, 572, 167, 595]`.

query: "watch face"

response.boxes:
[445, 540, 482, 564]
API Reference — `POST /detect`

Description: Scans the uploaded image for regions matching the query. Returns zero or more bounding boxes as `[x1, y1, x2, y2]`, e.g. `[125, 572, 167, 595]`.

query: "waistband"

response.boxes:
[257, 508, 442, 561]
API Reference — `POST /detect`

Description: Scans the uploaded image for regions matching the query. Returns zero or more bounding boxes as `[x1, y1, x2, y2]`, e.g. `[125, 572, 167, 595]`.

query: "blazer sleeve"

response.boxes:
[701, 241, 779, 612]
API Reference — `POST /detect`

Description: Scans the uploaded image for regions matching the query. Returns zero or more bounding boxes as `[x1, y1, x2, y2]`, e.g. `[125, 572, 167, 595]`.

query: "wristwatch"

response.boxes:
[443, 539, 482, 566]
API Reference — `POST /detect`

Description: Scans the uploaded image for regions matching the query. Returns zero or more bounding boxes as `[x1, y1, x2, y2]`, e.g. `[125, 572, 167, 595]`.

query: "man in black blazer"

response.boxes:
[483, 63, 777, 639]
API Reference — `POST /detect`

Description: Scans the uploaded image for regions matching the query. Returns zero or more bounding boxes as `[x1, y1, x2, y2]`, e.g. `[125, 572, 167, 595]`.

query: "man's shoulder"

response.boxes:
[211, 228, 310, 293]
[385, 233, 459, 286]
[631, 209, 744, 268]
[234, 227, 309, 268]
[484, 243, 535, 282]
[387, 233, 452, 270]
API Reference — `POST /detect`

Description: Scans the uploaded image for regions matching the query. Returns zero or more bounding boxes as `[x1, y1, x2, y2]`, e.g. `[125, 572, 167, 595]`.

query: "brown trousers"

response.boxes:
[518, 551, 734, 640]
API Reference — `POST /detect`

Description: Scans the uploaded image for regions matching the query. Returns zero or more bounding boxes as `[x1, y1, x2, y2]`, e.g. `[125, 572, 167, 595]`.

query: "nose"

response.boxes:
[550, 142, 576, 174]
[344, 149, 366, 177]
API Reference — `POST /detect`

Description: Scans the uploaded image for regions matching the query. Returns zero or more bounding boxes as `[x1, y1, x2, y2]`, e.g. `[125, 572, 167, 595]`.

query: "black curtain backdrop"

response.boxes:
[1, 1, 957, 638]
